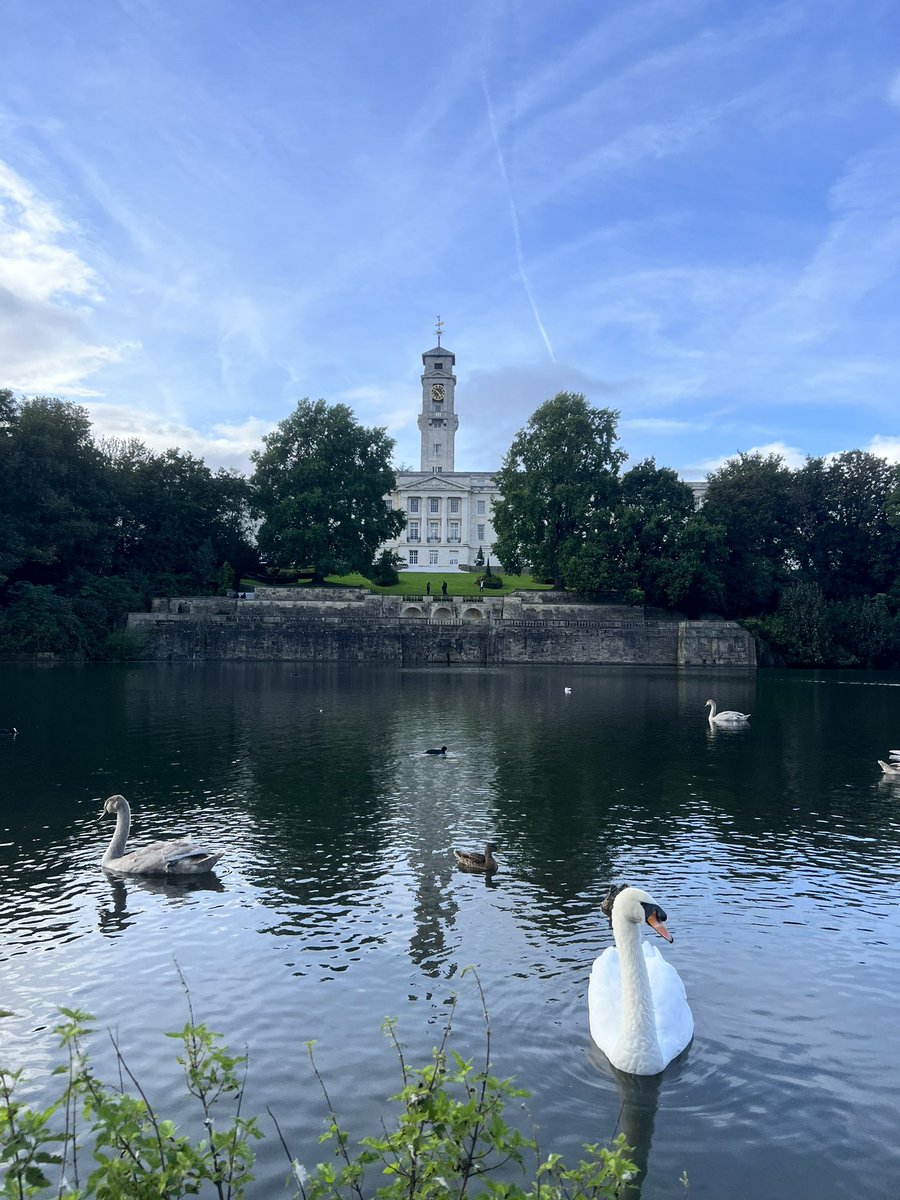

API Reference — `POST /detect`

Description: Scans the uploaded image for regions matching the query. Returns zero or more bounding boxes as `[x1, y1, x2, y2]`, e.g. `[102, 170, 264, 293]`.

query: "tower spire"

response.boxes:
[434, 314, 444, 346]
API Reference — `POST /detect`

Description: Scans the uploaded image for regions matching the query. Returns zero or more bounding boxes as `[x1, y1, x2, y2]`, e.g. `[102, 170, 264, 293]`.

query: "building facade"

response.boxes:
[381, 335, 501, 573]
[380, 330, 709, 574]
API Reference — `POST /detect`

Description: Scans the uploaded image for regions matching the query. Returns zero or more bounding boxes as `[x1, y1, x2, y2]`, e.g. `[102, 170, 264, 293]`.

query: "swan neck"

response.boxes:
[612, 913, 661, 1066]
[103, 803, 131, 864]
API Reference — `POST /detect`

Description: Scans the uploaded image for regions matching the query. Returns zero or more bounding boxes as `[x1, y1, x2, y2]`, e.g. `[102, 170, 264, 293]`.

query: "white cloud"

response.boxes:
[84, 402, 273, 471]
[695, 441, 809, 474]
[0, 158, 122, 395]
[867, 435, 900, 464]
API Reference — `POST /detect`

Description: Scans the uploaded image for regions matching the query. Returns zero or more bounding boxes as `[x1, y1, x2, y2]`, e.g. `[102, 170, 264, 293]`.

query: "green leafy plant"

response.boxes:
[273, 971, 637, 1200]
[1, 987, 260, 1199]
[1, 976, 638, 1200]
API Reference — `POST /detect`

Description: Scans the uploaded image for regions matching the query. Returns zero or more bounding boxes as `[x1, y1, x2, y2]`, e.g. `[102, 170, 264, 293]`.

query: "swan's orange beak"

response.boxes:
[647, 912, 674, 942]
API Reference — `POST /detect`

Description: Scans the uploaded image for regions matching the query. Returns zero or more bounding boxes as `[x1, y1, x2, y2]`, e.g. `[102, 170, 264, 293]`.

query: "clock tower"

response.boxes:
[418, 318, 459, 471]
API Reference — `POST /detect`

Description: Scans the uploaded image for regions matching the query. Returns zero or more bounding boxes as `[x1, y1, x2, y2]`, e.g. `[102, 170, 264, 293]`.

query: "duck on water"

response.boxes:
[453, 843, 500, 873]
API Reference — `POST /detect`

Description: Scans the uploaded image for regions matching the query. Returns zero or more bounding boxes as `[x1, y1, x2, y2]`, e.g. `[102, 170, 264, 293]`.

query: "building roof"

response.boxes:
[422, 345, 455, 360]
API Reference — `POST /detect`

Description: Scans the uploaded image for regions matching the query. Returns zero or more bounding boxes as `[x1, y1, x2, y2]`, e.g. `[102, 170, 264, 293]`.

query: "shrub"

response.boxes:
[370, 549, 404, 587]
[0, 977, 638, 1200]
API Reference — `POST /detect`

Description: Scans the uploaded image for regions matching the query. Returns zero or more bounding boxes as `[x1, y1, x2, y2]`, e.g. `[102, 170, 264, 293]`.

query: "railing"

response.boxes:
[427, 536, 441, 543]
[406, 536, 421, 543]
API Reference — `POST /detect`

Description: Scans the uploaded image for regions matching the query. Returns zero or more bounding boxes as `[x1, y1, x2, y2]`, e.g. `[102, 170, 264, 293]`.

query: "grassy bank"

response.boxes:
[242, 573, 553, 597]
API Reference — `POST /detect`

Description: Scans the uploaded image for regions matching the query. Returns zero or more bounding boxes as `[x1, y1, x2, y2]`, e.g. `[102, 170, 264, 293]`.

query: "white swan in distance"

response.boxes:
[705, 699, 750, 725]
[99, 794, 223, 876]
[878, 753, 900, 776]
[588, 885, 694, 1076]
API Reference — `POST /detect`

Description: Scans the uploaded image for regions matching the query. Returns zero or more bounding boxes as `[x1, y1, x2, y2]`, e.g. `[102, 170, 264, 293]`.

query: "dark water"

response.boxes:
[1, 661, 899, 1199]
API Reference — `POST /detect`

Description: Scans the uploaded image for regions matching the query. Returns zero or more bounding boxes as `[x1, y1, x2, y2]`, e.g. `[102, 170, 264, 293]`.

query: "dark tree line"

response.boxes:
[492, 393, 900, 667]
[0, 389, 403, 659]
[2, 385, 898, 667]
[0, 390, 258, 658]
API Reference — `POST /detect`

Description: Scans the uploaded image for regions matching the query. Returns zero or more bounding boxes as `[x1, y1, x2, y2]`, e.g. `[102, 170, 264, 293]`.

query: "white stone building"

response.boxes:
[380, 330, 709, 574]
[381, 336, 501, 574]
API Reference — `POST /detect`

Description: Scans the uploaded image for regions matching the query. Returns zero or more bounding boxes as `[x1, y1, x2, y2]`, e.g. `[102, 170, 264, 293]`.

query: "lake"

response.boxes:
[1, 661, 899, 1199]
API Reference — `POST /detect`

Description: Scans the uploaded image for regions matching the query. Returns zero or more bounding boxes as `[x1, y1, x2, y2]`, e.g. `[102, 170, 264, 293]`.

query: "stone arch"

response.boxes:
[431, 606, 454, 621]
[401, 604, 426, 619]
[461, 606, 484, 621]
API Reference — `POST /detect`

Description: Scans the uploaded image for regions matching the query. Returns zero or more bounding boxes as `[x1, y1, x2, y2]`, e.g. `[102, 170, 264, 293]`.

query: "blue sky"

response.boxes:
[2, 0, 900, 479]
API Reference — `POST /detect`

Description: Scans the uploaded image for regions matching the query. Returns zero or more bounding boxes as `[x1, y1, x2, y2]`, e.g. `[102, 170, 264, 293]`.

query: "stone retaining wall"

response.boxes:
[129, 591, 755, 668]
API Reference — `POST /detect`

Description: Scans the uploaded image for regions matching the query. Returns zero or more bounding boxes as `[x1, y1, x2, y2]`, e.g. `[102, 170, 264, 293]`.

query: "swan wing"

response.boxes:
[644, 943, 694, 1065]
[109, 839, 221, 876]
[587, 947, 622, 1058]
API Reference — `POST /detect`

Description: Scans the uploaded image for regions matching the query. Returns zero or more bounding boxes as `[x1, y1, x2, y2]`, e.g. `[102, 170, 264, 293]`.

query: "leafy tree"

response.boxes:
[564, 459, 697, 604]
[701, 452, 795, 616]
[769, 581, 831, 666]
[0, 583, 90, 656]
[827, 593, 898, 667]
[0, 395, 113, 588]
[492, 393, 625, 588]
[793, 451, 900, 602]
[102, 441, 256, 596]
[657, 512, 729, 618]
[249, 399, 404, 583]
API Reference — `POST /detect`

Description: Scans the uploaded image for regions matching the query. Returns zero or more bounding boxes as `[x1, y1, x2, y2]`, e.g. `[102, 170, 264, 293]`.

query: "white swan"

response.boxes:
[878, 752, 900, 776]
[705, 699, 750, 725]
[588, 885, 693, 1075]
[99, 794, 223, 876]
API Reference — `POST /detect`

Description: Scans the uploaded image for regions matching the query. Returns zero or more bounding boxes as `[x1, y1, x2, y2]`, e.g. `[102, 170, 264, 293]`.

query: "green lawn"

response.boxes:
[241, 572, 551, 597]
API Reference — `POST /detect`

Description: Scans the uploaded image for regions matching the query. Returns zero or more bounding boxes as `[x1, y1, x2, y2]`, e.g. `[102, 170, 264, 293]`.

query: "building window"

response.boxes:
[430, 498, 440, 513]
[434, 362, 443, 371]
[449, 497, 460, 513]
[476, 499, 486, 515]
[448, 522, 460, 542]
[449, 552, 458, 566]
[385, 498, 392, 510]
[409, 498, 419, 513]
[477, 524, 485, 541]
[428, 522, 440, 542]
[409, 549, 418, 564]
[408, 522, 420, 542]
[433, 443, 442, 457]
[429, 550, 439, 565]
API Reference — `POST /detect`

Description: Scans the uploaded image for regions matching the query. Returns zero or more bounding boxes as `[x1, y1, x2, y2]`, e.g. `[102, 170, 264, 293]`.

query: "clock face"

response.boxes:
[431, 383, 445, 402]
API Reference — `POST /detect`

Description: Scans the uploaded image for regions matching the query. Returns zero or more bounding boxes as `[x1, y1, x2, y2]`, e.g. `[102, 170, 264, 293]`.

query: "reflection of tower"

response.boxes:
[417, 316, 459, 473]
[408, 853, 458, 978]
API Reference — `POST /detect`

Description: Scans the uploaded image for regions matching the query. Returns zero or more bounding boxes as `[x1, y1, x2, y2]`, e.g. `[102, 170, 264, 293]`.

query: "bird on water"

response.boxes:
[425, 745, 448, 755]
[588, 884, 693, 1076]
[452, 843, 500, 873]
[98, 794, 223, 876]
[705, 699, 750, 725]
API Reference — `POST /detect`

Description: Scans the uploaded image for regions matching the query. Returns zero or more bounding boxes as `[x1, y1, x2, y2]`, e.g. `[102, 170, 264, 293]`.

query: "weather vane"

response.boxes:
[434, 315, 444, 345]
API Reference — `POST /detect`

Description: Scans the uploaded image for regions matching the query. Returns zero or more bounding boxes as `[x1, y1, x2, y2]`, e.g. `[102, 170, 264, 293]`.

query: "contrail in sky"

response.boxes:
[481, 72, 556, 362]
